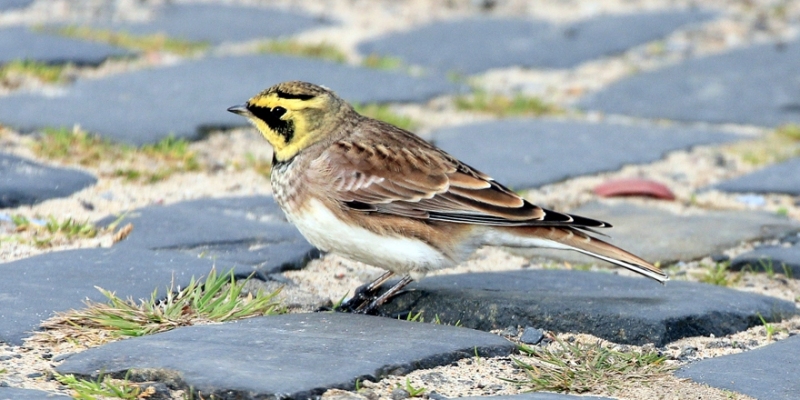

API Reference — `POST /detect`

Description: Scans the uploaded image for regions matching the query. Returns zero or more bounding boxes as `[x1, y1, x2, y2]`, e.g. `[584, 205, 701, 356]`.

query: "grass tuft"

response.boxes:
[56, 372, 143, 400]
[8, 214, 127, 248]
[53, 25, 209, 55]
[455, 90, 561, 117]
[396, 378, 426, 398]
[0, 59, 67, 83]
[37, 268, 284, 345]
[361, 53, 404, 70]
[507, 338, 673, 393]
[354, 103, 417, 131]
[695, 261, 740, 287]
[31, 127, 200, 183]
[731, 123, 800, 166]
[258, 39, 347, 63]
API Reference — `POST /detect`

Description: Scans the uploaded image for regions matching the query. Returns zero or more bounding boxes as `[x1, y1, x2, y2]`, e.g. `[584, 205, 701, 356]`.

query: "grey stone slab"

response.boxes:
[56, 313, 515, 399]
[579, 40, 800, 127]
[358, 11, 714, 74]
[676, 335, 800, 400]
[0, 152, 97, 208]
[0, 0, 33, 11]
[459, 395, 612, 400]
[379, 270, 798, 346]
[85, 3, 330, 44]
[0, 54, 460, 145]
[0, 26, 132, 65]
[0, 387, 68, 399]
[0, 247, 250, 345]
[526, 201, 800, 265]
[731, 241, 800, 278]
[430, 119, 741, 189]
[100, 196, 317, 275]
[709, 157, 800, 195]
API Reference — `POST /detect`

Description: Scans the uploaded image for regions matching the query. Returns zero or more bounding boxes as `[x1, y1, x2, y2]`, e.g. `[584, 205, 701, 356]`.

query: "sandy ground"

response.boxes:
[1, 0, 799, 399]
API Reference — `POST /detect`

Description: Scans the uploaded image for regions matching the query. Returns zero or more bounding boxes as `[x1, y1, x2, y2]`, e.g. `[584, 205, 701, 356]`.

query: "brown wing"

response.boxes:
[309, 121, 608, 228]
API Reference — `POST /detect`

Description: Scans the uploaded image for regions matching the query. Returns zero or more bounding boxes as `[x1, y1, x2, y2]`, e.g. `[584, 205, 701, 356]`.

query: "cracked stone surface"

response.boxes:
[0, 26, 132, 65]
[431, 119, 741, 190]
[675, 335, 800, 400]
[526, 201, 800, 264]
[379, 270, 798, 346]
[0, 54, 460, 145]
[0, 152, 97, 208]
[579, 40, 800, 127]
[56, 313, 515, 399]
[358, 10, 714, 74]
[709, 157, 800, 196]
[84, 3, 332, 44]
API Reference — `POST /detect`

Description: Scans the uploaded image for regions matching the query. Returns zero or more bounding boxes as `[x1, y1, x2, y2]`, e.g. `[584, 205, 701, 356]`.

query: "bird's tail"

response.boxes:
[495, 226, 668, 283]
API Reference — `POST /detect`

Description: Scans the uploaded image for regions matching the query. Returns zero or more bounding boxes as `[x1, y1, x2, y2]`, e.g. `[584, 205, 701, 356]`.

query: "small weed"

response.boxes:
[776, 124, 800, 141]
[695, 261, 739, 287]
[53, 25, 209, 55]
[10, 214, 113, 248]
[757, 313, 776, 341]
[0, 59, 67, 83]
[354, 103, 417, 131]
[331, 291, 349, 312]
[455, 90, 561, 117]
[776, 207, 789, 217]
[396, 378, 426, 398]
[731, 124, 800, 166]
[37, 268, 284, 344]
[361, 53, 403, 70]
[56, 372, 142, 400]
[507, 338, 673, 393]
[404, 310, 424, 323]
[258, 39, 346, 63]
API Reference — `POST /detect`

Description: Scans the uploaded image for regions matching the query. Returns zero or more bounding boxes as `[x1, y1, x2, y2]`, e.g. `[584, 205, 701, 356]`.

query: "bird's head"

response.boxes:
[228, 81, 349, 162]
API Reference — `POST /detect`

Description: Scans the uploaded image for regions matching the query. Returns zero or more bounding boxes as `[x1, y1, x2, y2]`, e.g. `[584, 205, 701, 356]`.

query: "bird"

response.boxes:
[228, 81, 667, 313]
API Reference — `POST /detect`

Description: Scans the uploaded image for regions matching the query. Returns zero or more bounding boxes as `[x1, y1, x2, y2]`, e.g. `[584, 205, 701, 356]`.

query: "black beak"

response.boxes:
[227, 104, 249, 116]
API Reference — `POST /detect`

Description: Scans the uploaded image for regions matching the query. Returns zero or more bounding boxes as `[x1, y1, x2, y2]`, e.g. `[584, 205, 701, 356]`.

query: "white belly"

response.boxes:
[287, 198, 451, 275]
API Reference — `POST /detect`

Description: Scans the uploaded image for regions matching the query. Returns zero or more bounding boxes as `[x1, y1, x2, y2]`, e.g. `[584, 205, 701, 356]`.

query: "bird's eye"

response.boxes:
[272, 106, 287, 117]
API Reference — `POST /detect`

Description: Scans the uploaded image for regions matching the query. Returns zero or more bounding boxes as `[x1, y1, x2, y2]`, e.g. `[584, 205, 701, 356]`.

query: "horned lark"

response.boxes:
[229, 81, 667, 312]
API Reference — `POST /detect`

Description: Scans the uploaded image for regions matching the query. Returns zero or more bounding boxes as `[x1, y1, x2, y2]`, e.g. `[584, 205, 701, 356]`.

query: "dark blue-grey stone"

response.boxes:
[0, 0, 33, 11]
[579, 40, 800, 127]
[379, 270, 798, 346]
[358, 11, 714, 74]
[709, 157, 800, 195]
[0, 152, 97, 208]
[731, 242, 800, 278]
[0, 247, 251, 346]
[0, 26, 132, 65]
[430, 119, 741, 189]
[459, 395, 613, 400]
[0, 387, 68, 399]
[676, 335, 800, 400]
[527, 201, 800, 265]
[0, 54, 460, 145]
[85, 3, 330, 44]
[56, 313, 515, 399]
[99, 196, 317, 275]
[519, 327, 544, 345]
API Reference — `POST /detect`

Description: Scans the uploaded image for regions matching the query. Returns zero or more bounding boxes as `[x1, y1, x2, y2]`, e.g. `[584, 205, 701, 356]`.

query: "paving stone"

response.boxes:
[100, 196, 318, 275]
[525, 201, 799, 265]
[0, 387, 68, 399]
[86, 3, 330, 44]
[459, 395, 613, 400]
[0, 247, 252, 345]
[0, 0, 34, 11]
[675, 335, 800, 400]
[0, 152, 97, 208]
[358, 11, 714, 74]
[579, 40, 800, 127]
[379, 270, 798, 346]
[0, 54, 460, 145]
[0, 26, 132, 65]
[56, 313, 515, 399]
[709, 157, 800, 195]
[731, 241, 800, 278]
[431, 119, 740, 189]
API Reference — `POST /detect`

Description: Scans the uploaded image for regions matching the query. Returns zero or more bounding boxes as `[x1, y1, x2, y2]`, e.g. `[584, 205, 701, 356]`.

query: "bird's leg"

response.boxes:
[336, 270, 394, 312]
[356, 275, 414, 314]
